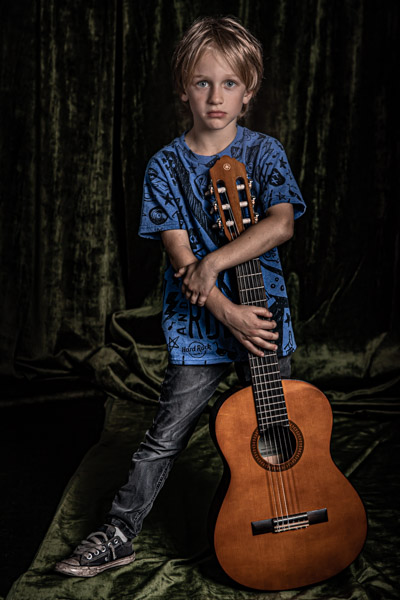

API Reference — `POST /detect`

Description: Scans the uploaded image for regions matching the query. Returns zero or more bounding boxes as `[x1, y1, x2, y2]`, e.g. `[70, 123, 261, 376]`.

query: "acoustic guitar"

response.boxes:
[207, 155, 367, 591]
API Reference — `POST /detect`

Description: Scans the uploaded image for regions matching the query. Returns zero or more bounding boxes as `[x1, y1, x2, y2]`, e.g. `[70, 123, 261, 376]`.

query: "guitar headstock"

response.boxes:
[208, 156, 258, 242]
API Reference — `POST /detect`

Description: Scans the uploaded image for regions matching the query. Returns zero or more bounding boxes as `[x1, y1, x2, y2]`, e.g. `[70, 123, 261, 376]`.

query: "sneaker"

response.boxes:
[54, 524, 135, 577]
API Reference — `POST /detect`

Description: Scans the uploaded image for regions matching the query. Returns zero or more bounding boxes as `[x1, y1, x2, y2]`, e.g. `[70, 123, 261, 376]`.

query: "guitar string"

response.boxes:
[250, 257, 293, 493]
[233, 186, 290, 525]
[237, 257, 284, 523]
[239, 256, 285, 522]
[248, 257, 293, 526]
[218, 182, 283, 521]
[245, 257, 290, 526]
[221, 179, 290, 525]
[225, 182, 291, 526]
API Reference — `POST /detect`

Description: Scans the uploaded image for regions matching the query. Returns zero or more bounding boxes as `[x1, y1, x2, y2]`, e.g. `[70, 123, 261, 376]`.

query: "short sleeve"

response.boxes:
[138, 157, 186, 240]
[259, 140, 306, 221]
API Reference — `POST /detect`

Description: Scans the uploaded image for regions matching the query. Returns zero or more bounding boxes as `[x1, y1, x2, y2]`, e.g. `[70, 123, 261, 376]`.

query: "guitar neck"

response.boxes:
[235, 260, 289, 432]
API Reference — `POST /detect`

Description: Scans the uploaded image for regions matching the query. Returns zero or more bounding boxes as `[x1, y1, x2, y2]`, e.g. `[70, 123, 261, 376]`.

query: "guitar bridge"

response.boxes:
[251, 508, 328, 535]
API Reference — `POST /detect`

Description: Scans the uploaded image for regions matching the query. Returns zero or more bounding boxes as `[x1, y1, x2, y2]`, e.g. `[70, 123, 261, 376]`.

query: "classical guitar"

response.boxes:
[207, 156, 367, 591]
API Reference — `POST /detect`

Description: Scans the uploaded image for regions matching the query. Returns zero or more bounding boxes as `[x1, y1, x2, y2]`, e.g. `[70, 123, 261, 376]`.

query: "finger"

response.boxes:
[253, 319, 277, 330]
[252, 306, 273, 318]
[241, 339, 265, 357]
[255, 330, 279, 342]
[174, 266, 187, 278]
[197, 290, 209, 307]
[250, 335, 278, 351]
[262, 324, 279, 335]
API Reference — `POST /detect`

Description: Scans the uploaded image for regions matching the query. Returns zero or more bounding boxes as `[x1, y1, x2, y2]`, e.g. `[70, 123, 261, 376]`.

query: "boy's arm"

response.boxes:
[175, 203, 294, 306]
[161, 229, 279, 357]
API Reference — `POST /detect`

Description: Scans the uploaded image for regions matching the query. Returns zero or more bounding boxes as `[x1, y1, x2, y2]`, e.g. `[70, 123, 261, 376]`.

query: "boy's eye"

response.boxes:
[225, 80, 237, 88]
[196, 81, 209, 88]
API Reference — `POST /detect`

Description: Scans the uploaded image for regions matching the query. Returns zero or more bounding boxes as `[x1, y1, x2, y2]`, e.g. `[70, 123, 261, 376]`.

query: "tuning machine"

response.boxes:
[212, 218, 223, 230]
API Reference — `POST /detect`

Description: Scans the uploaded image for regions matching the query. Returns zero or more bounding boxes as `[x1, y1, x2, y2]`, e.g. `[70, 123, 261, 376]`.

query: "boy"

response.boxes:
[55, 16, 305, 578]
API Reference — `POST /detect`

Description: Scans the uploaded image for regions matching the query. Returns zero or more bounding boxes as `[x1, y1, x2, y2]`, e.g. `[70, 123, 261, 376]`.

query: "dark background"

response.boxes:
[0, 0, 399, 597]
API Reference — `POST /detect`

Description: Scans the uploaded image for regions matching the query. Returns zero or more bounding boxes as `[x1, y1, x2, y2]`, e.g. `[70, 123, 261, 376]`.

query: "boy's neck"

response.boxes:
[184, 123, 239, 156]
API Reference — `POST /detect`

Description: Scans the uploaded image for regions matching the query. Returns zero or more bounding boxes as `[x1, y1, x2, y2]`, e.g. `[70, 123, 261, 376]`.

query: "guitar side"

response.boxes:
[209, 379, 367, 591]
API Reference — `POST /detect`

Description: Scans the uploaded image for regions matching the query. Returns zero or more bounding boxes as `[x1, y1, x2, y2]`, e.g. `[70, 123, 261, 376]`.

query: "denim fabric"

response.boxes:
[108, 356, 292, 540]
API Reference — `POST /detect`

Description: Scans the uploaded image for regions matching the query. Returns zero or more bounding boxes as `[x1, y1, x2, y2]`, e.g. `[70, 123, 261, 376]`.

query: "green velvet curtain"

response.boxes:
[1, 2, 399, 599]
[1, 0, 398, 390]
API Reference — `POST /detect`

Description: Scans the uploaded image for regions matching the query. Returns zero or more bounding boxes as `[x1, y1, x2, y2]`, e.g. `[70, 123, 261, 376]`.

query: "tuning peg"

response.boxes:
[254, 213, 259, 223]
[212, 218, 223, 230]
[205, 186, 214, 197]
[209, 202, 218, 215]
[251, 196, 256, 206]
[248, 179, 253, 188]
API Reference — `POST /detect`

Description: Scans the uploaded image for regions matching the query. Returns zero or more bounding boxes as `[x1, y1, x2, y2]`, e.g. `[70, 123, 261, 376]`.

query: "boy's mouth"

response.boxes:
[207, 111, 227, 118]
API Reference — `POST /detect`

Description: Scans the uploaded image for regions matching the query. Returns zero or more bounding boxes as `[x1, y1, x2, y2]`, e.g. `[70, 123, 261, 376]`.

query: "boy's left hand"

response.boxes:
[175, 257, 218, 306]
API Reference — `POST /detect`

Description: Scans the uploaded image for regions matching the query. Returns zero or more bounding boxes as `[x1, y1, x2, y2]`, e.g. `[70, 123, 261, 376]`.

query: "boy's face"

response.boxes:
[181, 49, 252, 134]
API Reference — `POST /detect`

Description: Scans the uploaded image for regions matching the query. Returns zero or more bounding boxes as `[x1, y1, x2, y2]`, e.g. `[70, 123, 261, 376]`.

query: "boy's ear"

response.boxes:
[242, 90, 253, 104]
[181, 91, 189, 102]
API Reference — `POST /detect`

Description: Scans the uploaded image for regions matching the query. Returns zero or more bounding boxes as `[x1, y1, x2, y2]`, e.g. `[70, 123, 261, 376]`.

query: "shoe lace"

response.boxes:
[75, 530, 117, 560]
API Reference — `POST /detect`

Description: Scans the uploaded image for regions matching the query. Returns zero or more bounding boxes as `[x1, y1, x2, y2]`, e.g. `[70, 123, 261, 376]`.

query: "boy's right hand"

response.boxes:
[175, 256, 219, 307]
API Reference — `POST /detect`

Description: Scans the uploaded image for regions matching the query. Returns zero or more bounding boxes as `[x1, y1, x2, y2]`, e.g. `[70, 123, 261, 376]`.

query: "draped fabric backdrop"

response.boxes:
[1, 0, 398, 392]
[1, 2, 400, 599]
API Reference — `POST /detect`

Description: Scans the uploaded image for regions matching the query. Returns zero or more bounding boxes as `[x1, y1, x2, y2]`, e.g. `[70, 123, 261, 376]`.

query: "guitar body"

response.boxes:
[210, 379, 367, 590]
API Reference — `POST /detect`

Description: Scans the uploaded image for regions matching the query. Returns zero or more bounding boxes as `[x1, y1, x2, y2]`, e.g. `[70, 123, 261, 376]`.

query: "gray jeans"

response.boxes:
[108, 356, 291, 540]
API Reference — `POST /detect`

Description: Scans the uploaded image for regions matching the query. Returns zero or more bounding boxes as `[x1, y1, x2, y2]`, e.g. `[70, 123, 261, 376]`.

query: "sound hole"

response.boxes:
[258, 426, 297, 465]
[251, 421, 304, 471]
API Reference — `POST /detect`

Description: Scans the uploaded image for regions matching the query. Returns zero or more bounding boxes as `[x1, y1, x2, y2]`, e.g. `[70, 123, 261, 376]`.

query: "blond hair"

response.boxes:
[172, 16, 263, 117]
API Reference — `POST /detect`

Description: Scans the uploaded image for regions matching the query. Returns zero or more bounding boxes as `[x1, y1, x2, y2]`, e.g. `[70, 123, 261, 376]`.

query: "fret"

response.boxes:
[256, 403, 288, 419]
[251, 368, 280, 376]
[257, 404, 288, 414]
[240, 285, 264, 292]
[254, 383, 282, 390]
[257, 411, 288, 420]
[253, 369, 283, 379]
[236, 270, 263, 277]
[255, 392, 284, 399]
[255, 392, 285, 400]
[255, 400, 286, 409]
[239, 286, 264, 294]
[237, 270, 263, 278]
[259, 417, 289, 426]
[254, 392, 285, 402]
[252, 381, 283, 389]
[249, 361, 279, 369]
[251, 375, 281, 382]
[256, 404, 287, 414]
[242, 300, 266, 307]
[234, 247, 289, 432]
[258, 415, 289, 424]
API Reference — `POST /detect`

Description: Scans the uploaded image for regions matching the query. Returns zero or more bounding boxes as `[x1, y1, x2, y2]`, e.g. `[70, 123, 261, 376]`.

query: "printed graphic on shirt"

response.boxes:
[139, 126, 306, 364]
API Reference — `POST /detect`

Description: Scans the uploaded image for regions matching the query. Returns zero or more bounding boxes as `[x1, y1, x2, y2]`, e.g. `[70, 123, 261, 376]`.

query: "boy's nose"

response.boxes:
[208, 86, 223, 104]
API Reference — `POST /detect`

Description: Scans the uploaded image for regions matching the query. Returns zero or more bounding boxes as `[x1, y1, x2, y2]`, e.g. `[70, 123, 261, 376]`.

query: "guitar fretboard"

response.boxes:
[235, 259, 289, 434]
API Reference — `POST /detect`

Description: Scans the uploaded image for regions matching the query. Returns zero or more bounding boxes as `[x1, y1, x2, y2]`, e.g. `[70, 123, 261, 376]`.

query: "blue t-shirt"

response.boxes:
[139, 126, 306, 365]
